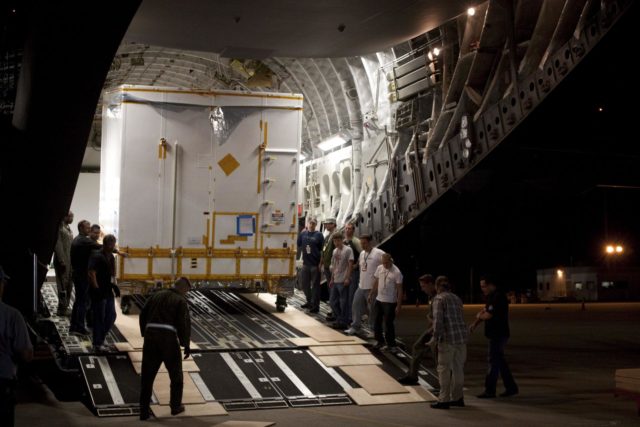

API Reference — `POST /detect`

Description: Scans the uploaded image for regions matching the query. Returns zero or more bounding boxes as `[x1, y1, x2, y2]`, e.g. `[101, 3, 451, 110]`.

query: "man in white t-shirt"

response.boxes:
[345, 234, 384, 335]
[368, 253, 403, 352]
[328, 232, 354, 329]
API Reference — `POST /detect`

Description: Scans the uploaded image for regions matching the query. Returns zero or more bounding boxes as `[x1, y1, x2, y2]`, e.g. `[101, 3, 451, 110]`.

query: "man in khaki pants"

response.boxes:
[429, 276, 468, 409]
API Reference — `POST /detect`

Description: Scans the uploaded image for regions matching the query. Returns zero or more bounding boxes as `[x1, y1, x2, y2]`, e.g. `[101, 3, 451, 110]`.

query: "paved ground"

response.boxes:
[14, 302, 640, 426]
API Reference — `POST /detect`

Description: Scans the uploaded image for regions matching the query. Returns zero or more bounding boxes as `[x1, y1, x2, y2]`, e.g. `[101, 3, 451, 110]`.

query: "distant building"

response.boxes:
[536, 266, 640, 302]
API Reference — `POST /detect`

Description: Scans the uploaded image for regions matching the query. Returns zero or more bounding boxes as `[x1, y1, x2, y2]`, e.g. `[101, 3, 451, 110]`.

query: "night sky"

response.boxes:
[385, 2, 640, 301]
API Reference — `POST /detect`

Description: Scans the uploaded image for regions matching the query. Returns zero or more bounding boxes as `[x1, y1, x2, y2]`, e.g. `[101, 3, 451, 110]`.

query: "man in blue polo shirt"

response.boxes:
[297, 218, 324, 313]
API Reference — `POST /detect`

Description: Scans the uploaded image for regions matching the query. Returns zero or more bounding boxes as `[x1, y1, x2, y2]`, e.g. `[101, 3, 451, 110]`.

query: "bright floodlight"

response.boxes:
[317, 134, 347, 152]
[606, 245, 615, 254]
[468, 8, 476, 16]
[557, 269, 564, 278]
[615, 245, 624, 253]
[433, 47, 440, 56]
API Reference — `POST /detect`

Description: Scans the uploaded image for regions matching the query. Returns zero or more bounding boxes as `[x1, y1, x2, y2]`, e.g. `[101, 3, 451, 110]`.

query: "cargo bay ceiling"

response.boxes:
[99, 0, 471, 158]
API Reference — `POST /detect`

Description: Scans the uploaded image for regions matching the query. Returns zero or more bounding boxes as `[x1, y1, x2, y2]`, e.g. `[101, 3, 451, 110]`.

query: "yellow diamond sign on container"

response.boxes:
[218, 153, 240, 176]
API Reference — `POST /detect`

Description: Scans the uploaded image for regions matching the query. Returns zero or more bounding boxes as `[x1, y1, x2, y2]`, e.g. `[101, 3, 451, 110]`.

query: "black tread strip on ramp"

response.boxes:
[80, 356, 113, 407]
[106, 355, 142, 404]
[271, 350, 348, 396]
[194, 352, 282, 402]
[251, 350, 307, 398]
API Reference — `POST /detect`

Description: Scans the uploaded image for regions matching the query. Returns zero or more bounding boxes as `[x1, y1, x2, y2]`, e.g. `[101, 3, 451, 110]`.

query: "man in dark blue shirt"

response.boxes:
[297, 218, 324, 313]
[69, 220, 101, 335]
[470, 277, 518, 398]
[88, 234, 119, 352]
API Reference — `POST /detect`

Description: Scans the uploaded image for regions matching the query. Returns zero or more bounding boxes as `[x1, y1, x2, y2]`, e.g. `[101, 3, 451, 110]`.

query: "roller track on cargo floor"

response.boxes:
[40, 283, 438, 416]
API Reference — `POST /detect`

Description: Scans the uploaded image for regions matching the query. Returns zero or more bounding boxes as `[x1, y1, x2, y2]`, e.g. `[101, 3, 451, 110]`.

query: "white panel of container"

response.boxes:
[99, 103, 124, 236]
[153, 259, 173, 276]
[262, 153, 296, 233]
[212, 110, 262, 217]
[268, 258, 290, 275]
[263, 109, 301, 150]
[124, 259, 149, 276]
[262, 234, 294, 251]
[240, 259, 263, 276]
[164, 106, 215, 249]
[211, 258, 236, 275]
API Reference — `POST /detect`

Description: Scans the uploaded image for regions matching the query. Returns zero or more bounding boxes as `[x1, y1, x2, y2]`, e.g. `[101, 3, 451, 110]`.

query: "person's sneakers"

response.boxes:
[330, 322, 348, 330]
[300, 303, 311, 309]
[499, 389, 519, 397]
[69, 328, 89, 336]
[344, 327, 359, 335]
[449, 397, 465, 407]
[386, 346, 399, 353]
[476, 392, 496, 398]
[307, 308, 319, 313]
[325, 313, 336, 322]
[93, 345, 111, 353]
[430, 401, 450, 409]
[397, 375, 419, 386]
[171, 405, 185, 416]
[372, 342, 384, 350]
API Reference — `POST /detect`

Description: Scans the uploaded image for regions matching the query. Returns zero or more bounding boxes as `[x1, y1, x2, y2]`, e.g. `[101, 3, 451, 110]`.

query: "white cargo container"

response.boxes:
[100, 85, 303, 298]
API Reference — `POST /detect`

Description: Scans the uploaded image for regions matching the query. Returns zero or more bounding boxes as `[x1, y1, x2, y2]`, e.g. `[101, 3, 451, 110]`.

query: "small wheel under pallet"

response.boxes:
[120, 295, 133, 314]
[275, 295, 287, 312]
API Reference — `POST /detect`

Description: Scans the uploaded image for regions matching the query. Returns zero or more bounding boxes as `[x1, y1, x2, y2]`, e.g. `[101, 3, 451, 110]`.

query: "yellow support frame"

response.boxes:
[118, 245, 295, 282]
[118, 209, 296, 282]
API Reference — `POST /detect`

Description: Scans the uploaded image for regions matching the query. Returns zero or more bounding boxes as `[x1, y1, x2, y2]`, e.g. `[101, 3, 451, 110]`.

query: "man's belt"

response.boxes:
[146, 323, 177, 333]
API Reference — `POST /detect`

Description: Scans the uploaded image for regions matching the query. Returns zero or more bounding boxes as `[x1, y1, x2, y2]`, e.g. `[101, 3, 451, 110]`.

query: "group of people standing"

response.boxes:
[53, 211, 193, 420]
[53, 211, 121, 352]
[297, 217, 405, 353]
[298, 217, 518, 410]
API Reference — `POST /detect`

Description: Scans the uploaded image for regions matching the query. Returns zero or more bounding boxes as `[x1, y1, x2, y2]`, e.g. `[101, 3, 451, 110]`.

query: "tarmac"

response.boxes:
[14, 302, 640, 426]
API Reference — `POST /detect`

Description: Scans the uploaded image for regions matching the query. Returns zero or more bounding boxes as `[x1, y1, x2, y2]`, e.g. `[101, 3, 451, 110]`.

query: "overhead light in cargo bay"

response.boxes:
[317, 135, 347, 152]
[467, 7, 476, 16]
[316, 131, 352, 152]
[427, 48, 440, 62]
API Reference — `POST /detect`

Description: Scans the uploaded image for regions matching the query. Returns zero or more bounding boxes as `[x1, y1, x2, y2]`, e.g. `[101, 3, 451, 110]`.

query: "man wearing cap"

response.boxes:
[321, 217, 338, 303]
[297, 218, 324, 313]
[139, 277, 192, 420]
[0, 266, 33, 427]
